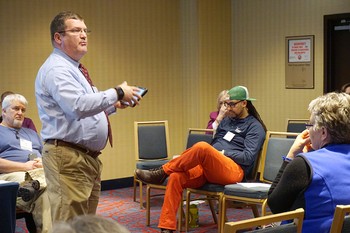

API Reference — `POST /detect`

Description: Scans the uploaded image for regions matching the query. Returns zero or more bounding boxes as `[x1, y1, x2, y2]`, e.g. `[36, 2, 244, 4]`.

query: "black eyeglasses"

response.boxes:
[305, 123, 314, 130]
[58, 28, 91, 35]
[223, 100, 243, 108]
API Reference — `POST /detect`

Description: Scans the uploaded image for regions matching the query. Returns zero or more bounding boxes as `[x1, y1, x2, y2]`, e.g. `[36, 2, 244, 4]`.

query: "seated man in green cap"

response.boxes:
[135, 85, 267, 233]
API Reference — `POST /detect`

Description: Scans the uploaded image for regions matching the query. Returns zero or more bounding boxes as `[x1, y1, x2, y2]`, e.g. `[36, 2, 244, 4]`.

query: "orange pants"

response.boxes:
[158, 142, 244, 230]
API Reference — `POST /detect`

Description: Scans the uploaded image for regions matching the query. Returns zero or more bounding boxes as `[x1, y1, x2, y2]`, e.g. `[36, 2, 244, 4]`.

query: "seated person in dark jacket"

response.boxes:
[135, 85, 267, 233]
[267, 92, 350, 233]
[0, 93, 51, 233]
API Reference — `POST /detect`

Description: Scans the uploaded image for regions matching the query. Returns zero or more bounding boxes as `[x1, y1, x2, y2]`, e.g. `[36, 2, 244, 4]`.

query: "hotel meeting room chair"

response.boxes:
[223, 208, 304, 233]
[185, 129, 265, 233]
[146, 128, 213, 231]
[184, 128, 236, 232]
[133, 120, 171, 209]
[184, 145, 263, 232]
[330, 204, 350, 233]
[220, 131, 299, 231]
[286, 119, 309, 137]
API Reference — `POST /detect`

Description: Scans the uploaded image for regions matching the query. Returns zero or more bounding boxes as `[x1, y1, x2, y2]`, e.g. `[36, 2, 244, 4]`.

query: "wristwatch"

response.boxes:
[115, 87, 124, 100]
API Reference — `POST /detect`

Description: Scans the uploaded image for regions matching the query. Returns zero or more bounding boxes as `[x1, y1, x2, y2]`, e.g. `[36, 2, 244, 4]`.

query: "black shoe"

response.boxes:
[135, 167, 168, 185]
[17, 180, 40, 202]
[160, 228, 174, 233]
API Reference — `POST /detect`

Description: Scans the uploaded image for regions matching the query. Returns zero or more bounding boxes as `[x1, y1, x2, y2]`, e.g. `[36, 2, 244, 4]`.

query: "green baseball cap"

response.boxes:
[228, 86, 256, 101]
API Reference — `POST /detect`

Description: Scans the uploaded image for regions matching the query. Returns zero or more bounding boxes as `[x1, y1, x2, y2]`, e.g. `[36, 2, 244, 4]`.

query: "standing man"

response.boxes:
[135, 86, 267, 233]
[35, 11, 140, 222]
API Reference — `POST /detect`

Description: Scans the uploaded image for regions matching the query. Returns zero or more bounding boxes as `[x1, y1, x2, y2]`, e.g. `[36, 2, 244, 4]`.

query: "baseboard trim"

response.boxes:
[101, 177, 134, 191]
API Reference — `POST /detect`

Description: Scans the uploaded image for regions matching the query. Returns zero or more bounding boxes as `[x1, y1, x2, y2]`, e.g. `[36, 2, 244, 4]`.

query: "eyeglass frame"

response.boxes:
[305, 123, 314, 130]
[57, 28, 91, 35]
[223, 100, 243, 108]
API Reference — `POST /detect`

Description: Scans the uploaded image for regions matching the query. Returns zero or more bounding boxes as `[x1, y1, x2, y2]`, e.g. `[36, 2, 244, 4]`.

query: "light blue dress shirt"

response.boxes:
[35, 48, 118, 151]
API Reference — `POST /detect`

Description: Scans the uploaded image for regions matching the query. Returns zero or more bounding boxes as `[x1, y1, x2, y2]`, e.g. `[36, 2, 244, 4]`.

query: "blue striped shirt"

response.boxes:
[35, 48, 118, 151]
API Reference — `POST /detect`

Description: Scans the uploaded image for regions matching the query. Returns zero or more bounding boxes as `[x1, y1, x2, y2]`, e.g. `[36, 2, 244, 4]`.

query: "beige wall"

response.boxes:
[1, 0, 349, 181]
[231, 0, 350, 131]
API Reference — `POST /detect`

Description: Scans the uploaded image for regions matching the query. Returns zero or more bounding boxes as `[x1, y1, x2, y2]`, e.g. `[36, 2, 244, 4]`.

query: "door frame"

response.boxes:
[324, 12, 350, 93]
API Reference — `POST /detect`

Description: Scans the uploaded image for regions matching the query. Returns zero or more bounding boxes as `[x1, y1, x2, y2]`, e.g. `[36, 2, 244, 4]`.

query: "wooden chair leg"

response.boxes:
[250, 204, 260, 217]
[217, 195, 223, 233]
[220, 196, 227, 233]
[261, 199, 268, 216]
[139, 180, 144, 209]
[185, 190, 191, 231]
[208, 199, 218, 224]
[133, 176, 144, 209]
[177, 200, 185, 232]
[133, 177, 137, 202]
[146, 185, 151, 226]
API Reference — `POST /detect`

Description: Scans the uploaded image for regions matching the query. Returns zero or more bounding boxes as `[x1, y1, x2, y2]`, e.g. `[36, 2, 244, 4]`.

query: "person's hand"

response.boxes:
[33, 157, 43, 167]
[286, 129, 311, 159]
[24, 159, 43, 171]
[114, 101, 129, 109]
[214, 104, 228, 127]
[117, 82, 142, 106]
[301, 130, 313, 152]
[217, 104, 228, 121]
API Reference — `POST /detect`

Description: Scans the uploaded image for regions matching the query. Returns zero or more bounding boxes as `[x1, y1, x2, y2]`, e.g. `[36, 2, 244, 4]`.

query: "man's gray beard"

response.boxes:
[12, 119, 23, 129]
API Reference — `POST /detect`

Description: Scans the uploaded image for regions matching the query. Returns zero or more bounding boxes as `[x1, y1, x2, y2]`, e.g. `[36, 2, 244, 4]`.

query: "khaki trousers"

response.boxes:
[0, 168, 52, 233]
[42, 142, 102, 224]
[158, 142, 244, 230]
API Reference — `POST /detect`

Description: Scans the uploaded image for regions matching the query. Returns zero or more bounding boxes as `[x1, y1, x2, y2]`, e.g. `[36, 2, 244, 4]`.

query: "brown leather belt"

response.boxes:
[45, 139, 101, 159]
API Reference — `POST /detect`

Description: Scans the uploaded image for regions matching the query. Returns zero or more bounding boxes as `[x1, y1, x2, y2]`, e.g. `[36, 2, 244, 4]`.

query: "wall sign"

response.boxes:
[285, 35, 314, 89]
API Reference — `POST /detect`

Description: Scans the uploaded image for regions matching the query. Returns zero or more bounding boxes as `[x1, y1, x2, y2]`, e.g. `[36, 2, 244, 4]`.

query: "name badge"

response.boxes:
[20, 138, 33, 152]
[223, 131, 235, 142]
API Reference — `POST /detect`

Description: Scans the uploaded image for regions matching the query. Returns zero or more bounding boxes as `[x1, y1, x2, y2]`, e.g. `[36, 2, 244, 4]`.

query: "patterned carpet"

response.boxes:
[16, 186, 256, 233]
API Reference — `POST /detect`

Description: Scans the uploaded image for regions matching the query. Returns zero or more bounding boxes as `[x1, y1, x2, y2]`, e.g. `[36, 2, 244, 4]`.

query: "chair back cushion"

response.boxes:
[250, 223, 297, 233]
[342, 215, 350, 233]
[287, 122, 306, 134]
[263, 137, 295, 182]
[286, 120, 308, 138]
[138, 125, 168, 159]
[186, 133, 213, 149]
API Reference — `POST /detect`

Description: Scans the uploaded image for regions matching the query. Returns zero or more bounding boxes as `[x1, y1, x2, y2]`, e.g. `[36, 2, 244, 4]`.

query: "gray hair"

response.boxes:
[2, 94, 28, 110]
[50, 215, 130, 233]
[308, 92, 350, 144]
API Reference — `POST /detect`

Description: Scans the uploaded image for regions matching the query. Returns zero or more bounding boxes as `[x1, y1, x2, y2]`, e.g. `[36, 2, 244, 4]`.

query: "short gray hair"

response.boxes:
[50, 215, 130, 233]
[2, 94, 28, 110]
[308, 92, 350, 144]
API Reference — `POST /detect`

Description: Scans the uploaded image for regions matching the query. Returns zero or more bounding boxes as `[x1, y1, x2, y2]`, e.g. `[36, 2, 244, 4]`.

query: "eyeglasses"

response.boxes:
[223, 100, 243, 108]
[305, 123, 314, 130]
[11, 106, 26, 113]
[58, 28, 91, 35]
